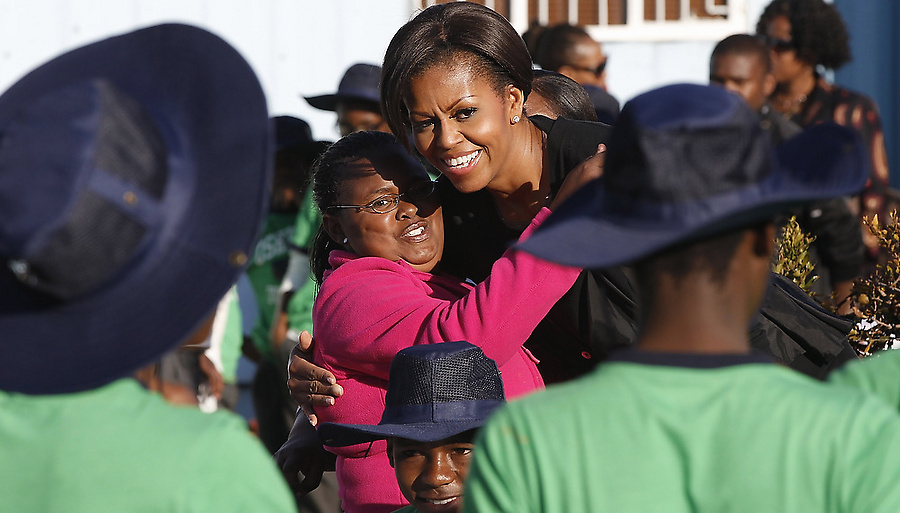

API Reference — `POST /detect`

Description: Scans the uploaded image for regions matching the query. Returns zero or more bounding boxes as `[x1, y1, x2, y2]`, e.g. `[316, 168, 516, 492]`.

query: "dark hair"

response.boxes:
[755, 0, 851, 70]
[381, 2, 534, 149]
[532, 24, 593, 73]
[711, 34, 772, 74]
[634, 228, 749, 313]
[529, 69, 598, 122]
[308, 130, 407, 284]
[275, 140, 331, 198]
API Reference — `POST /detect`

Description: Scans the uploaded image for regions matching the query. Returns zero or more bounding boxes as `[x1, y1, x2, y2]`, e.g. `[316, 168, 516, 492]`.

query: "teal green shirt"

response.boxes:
[464, 352, 900, 513]
[287, 188, 322, 336]
[828, 348, 900, 411]
[0, 379, 296, 512]
[246, 212, 296, 360]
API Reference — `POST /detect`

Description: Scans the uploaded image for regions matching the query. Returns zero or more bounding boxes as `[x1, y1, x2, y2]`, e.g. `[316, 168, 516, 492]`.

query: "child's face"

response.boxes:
[389, 431, 476, 513]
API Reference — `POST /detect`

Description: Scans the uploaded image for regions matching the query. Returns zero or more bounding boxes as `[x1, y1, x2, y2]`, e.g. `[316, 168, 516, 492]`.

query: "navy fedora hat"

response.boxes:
[517, 83, 867, 269]
[304, 63, 382, 111]
[317, 341, 506, 447]
[0, 24, 271, 394]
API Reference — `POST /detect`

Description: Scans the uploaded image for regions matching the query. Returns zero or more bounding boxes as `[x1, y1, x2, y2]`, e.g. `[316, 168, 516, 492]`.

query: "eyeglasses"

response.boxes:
[571, 57, 608, 77]
[327, 180, 437, 214]
[764, 36, 794, 53]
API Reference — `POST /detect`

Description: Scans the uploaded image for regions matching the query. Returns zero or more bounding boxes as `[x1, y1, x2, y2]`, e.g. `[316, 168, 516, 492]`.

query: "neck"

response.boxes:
[636, 273, 755, 355]
[772, 70, 817, 116]
[487, 120, 549, 229]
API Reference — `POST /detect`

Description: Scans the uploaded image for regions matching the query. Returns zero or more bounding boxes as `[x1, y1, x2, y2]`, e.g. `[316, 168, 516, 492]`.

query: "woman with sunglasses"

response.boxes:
[305, 130, 581, 513]
[757, 0, 890, 265]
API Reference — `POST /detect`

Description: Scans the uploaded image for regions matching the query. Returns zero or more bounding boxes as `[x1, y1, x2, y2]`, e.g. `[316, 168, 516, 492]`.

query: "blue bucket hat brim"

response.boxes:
[0, 24, 271, 394]
[517, 86, 868, 269]
[317, 416, 497, 448]
[303, 63, 382, 112]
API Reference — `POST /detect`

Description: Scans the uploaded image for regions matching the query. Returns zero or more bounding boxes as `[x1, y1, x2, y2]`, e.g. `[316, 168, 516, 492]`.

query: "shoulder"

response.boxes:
[531, 114, 612, 143]
[323, 254, 419, 286]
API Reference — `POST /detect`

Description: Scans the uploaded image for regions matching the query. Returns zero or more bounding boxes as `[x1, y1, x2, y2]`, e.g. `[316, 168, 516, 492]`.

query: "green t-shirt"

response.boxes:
[392, 506, 417, 513]
[287, 188, 322, 336]
[218, 286, 244, 382]
[246, 212, 297, 361]
[828, 348, 900, 411]
[291, 186, 321, 249]
[464, 351, 900, 513]
[0, 379, 296, 512]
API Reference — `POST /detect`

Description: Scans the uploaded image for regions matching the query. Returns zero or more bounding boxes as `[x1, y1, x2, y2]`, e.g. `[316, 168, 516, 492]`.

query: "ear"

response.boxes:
[386, 438, 396, 468]
[751, 223, 777, 259]
[763, 73, 776, 98]
[506, 84, 526, 122]
[322, 213, 346, 247]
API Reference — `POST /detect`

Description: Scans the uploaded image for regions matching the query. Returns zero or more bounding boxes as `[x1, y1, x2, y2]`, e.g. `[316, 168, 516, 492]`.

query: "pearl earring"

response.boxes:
[342, 237, 349, 244]
[512, 115, 520, 124]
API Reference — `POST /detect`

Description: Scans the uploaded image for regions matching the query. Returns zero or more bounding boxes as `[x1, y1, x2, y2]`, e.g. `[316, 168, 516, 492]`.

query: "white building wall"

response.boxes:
[0, 0, 771, 140]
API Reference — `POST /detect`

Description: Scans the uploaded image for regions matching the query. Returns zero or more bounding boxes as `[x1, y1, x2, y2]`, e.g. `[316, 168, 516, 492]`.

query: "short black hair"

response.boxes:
[755, 0, 851, 70]
[529, 70, 597, 121]
[308, 131, 404, 284]
[711, 34, 772, 74]
[381, 2, 533, 149]
[533, 24, 594, 73]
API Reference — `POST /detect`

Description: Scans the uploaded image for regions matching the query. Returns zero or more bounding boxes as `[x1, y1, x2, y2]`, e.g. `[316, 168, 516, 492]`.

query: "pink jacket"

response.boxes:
[312, 208, 580, 513]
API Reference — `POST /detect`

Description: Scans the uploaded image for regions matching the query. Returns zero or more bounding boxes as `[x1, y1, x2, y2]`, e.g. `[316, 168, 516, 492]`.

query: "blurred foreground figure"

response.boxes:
[0, 24, 296, 512]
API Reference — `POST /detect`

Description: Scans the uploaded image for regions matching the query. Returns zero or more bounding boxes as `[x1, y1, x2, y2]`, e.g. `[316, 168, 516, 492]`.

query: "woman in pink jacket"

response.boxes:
[307, 130, 581, 513]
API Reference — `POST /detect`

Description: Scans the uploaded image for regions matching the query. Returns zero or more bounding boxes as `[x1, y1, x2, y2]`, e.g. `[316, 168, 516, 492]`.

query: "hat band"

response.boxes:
[380, 399, 504, 425]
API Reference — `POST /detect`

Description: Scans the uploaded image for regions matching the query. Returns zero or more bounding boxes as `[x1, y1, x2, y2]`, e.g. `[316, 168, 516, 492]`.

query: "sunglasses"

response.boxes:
[764, 36, 794, 53]
[571, 57, 608, 77]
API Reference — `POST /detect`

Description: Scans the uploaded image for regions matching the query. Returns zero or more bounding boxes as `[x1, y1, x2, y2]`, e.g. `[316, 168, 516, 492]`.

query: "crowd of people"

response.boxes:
[1, 0, 897, 512]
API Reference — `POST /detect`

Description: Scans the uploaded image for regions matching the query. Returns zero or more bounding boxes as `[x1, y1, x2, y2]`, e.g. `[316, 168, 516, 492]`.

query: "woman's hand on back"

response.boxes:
[287, 330, 344, 426]
[551, 143, 606, 210]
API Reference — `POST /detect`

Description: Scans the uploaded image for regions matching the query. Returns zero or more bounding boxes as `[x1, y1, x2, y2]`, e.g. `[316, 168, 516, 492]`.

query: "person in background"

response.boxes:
[532, 23, 619, 123]
[757, 0, 891, 267]
[0, 24, 295, 512]
[710, 33, 864, 314]
[317, 341, 506, 513]
[463, 83, 900, 513]
[304, 63, 391, 137]
[527, 69, 598, 122]
[246, 115, 319, 455]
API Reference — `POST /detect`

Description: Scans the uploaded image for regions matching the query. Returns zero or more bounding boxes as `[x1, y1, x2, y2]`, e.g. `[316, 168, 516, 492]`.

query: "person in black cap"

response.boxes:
[463, 83, 900, 512]
[317, 341, 506, 513]
[0, 24, 296, 511]
[304, 63, 391, 137]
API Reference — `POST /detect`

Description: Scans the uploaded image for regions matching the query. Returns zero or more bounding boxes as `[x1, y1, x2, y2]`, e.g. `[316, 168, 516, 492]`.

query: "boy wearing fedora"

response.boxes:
[0, 25, 296, 511]
[317, 341, 506, 513]
[463, 84, 900, 512]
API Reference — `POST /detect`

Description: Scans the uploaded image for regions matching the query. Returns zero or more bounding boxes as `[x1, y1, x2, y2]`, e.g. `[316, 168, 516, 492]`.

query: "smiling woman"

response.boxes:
[304, 130, 582, 513]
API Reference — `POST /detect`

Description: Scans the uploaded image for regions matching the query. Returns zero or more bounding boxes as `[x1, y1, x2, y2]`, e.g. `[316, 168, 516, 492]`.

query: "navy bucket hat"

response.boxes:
[517, 83, 868, 269]
[0, 24, 271, 394]
[317, 341, 506, 447]
[303, 63, 382, 111]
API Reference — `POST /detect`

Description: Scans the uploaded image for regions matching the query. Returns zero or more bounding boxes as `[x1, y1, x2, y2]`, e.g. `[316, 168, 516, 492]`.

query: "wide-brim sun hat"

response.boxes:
[517, 83, 867, 269]
[303, 63, 382, 111]
[0, 24, 271, 394]
[317, 341, 506, 447]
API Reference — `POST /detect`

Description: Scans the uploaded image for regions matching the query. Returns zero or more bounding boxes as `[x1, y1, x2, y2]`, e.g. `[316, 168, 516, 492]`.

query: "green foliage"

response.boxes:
[774, 216, 819, 295]
[774, 212, 900, 357]
[847, 212, 900, 355]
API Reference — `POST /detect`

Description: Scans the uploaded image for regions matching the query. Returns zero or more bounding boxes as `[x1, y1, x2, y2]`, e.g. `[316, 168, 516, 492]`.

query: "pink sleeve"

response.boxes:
[313, 207, 581, 380]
